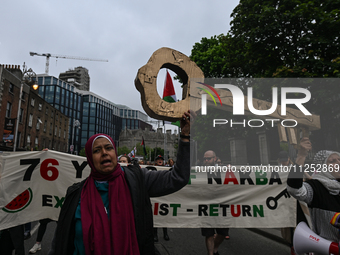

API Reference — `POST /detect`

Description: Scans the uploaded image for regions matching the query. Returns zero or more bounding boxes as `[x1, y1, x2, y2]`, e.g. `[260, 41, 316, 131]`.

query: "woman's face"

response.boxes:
[327, 153, 340, 179]
[92, 137, 117, 175]
[169, 159, 174, 166]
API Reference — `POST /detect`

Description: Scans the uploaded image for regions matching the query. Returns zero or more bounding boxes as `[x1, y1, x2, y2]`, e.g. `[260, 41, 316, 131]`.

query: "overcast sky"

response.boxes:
[1, 0, 239, 129]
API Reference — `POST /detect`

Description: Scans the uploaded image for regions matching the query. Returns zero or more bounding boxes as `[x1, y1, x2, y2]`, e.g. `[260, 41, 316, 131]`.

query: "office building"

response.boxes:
[37, 74, 151, 153]
[59, 66, 90, 91]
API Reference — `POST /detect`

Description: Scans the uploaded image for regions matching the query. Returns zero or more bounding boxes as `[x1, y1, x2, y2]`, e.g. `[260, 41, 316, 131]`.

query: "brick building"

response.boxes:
[0, 65, 69, 151]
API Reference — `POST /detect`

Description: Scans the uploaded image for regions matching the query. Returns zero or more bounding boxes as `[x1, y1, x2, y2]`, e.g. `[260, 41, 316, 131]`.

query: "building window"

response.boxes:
[35, 137, 39, 147]
[64, 130, 66, 139]
[27, 135, 31, 144]
[28, 114, 33, 127]
[44, 120, 47, 132]
[31, 98, 35, 106]
[51, 111, 54, 119]
[49, 123, 52, 135]
[9, 83, 14, 93]
[6, 102, 12, 118]
[36, 118, 41, 130]
[39, 104, 42, 111]
[59, 127, 61, 137]
[19, 108, 24, 123]
[55, 125, 57, 136]
[16, 132, 21, 148]
[46, 107, 49, 115]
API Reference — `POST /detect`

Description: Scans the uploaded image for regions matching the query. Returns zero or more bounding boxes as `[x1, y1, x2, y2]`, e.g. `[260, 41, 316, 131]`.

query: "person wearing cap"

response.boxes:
[287, 137, 340, 250]
[154, 155, 164, 166]
[49, 111, 192, 255]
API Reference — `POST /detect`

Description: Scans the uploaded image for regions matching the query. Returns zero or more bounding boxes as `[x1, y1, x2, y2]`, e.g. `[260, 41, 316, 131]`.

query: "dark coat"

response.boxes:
[49, 140, 190, 255]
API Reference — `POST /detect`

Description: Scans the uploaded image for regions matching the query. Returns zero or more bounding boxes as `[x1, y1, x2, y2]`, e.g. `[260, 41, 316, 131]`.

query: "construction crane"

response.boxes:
[29, 52, 108, 74]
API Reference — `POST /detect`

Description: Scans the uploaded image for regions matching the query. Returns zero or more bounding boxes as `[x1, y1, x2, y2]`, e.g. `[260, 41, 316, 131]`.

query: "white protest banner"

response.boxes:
[0, 150, 90, 230]
[0, 151, 296, 230]
[152, 165, 296, 228]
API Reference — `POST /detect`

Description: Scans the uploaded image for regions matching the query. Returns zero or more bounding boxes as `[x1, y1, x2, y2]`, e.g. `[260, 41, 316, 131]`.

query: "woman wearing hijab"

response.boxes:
[49, 111, 192, 255]
[287, 137, 340, 246]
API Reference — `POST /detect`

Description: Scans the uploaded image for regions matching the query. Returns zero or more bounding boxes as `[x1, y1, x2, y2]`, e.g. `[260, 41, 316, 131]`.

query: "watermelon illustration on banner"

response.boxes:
[2, 188, 33, 213]
[162, 70, 180, 127]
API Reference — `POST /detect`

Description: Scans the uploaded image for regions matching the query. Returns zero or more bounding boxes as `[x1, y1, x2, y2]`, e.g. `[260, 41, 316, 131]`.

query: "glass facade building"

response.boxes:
[118, 105, 149, 131]
[37, 75, 150, 153]
[80, 93, 121, 148]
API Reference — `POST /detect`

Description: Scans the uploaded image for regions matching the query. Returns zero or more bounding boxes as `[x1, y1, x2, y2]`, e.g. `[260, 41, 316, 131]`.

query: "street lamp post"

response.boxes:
[13, 84, 23, 152]
[13, 63, 38, 152]
[71, 119, 81, 154]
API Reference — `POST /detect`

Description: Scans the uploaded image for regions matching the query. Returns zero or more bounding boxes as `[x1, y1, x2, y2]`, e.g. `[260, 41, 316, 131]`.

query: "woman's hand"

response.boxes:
[298, 137, 312, 157]
[180, 110, 194, 142]
[296, 137, 312, 166]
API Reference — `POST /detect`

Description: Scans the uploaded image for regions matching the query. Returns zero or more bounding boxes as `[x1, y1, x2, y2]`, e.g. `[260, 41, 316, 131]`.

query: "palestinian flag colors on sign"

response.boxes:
[162, 70, 180, 127]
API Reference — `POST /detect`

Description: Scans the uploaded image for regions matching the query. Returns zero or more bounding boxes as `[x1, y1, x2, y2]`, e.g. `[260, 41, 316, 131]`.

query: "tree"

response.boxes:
[190, 0, 340, 151]
[230, 0, 340, 78]
[79, 148, 86, 157]
[191, 0, 340, 78]
[134, 143, 152, 160]
[117, 146, 130, 156]
[190, 34, 245, 78]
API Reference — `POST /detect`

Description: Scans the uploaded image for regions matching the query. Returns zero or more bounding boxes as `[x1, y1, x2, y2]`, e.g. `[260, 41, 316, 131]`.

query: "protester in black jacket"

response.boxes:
[287, 137, 340, 249]
[49, 110, 191, 255]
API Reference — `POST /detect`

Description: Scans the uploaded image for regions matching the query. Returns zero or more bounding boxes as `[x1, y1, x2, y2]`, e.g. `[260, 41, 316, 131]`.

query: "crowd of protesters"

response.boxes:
[1, 124, 340, 254]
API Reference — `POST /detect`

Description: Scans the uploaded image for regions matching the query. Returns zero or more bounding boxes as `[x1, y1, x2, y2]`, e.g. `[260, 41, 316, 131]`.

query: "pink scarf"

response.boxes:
[81, 134, 139, 255]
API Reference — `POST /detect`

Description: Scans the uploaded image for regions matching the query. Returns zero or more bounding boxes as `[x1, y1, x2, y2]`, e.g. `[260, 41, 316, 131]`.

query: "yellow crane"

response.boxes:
[29, 52, 108, 74]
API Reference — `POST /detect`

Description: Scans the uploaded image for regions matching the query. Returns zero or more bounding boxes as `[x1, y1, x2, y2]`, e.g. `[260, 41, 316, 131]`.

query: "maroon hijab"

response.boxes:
[81, 134, 139, 255]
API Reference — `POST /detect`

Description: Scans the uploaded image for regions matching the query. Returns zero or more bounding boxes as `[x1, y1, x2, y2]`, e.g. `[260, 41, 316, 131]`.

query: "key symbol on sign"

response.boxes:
[266, 188, 291, 210]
